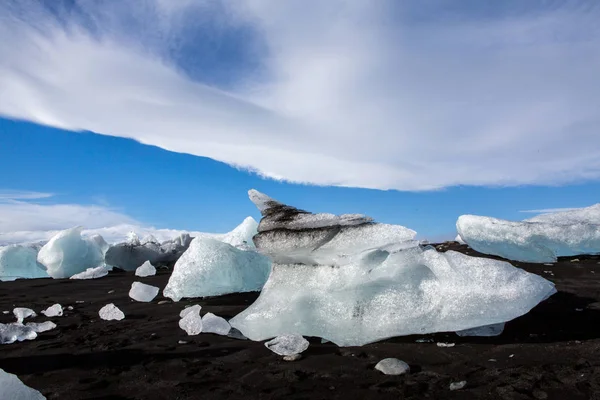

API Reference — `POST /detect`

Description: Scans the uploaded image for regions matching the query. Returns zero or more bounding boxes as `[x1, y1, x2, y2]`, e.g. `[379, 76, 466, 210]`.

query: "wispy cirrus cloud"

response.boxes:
[0, 1, 599, 190]
[0, 190, 54, 201]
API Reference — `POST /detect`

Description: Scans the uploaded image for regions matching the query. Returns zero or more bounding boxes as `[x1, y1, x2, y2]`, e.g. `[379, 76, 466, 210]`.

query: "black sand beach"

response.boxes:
[1, 243, 599, 400]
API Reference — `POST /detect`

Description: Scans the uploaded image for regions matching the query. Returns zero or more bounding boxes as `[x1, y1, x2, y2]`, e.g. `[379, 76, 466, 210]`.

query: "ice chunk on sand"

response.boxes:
[264, 334, 309, 356]
[129, 282, 159, 302]
[41, 304, 63, 317]
[375, 358, 410, 375]
[163, 237, 271, 301]
[0, 244, 49, 281]
[219, 217, 259, 249]
[25, 321, 56, 333]
[0, 323, 37, 344]
[99, 304, 125, 321]
[179, 308, 203, 335]
[13, 308, 36, 323]
[179, 305, 202, 319]
[456, 215, 600, 263]
[70, 265, 110, 280]
[450, 381, 467, 391]
[37, 227, 105, 278]
[201, 313, 231, 335]
[135, 261, 156, 277]
[230, 246, 556, 346]
[0, 368, 46, 399]
[456, 322, 505, 337]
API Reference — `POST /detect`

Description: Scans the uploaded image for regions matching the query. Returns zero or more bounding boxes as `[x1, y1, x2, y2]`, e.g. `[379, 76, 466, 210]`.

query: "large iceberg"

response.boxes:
[163, 237, 271, 301]
[229, 190, 556, 346]
[0, 244, 49, 281]
[37, 227, 105, 279]
[0, 368, 46, 399]
[456, 214, 600, 263]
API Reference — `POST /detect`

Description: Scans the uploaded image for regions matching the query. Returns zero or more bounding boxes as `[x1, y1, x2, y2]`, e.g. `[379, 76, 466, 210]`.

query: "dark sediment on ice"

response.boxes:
[1, 243, 599, 400]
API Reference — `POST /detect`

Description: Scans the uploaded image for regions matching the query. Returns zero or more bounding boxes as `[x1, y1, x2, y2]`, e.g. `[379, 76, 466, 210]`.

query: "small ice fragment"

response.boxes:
[283, 354, 302, 361]
[509, 354, 514, 358]
[450, 381, 467, 391]
[135, 260, 157, 277]
[179, 305, 202, 319]
[70, 265, 110, 280]
[129, 282, 159, 302]
[0, 323, 37, 344]
[416, 338, 434, 343]
[13, 308, 36, 323]
[41, 304, 63, 317]
[201, 313, 231, 335]
[75, 301, 85, 303]
[488, 359, 497, 362]
[178, 340, 188, 344]
[179, 309, 203, 335]
[67, 306, 74, 311]
[0, 368, 46, 399]
[99, 304, 125, 321]
[544, 263, 553, 266]
[157, 300, 170, 305]
[265, 334, 309, 356]
[575, 308, 584, 312]
[108, 290, 115, 294]
[2, 311, 8, 314]
[571, 259, 580, 263]
[25, 321, 57, 333]
[375, 358, 410, 375]
[437, 342, 455, 347]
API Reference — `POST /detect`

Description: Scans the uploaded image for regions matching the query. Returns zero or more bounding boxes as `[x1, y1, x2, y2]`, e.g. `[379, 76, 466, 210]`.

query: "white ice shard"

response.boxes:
[0, 368, 46, 399]
[456, 322, 505, 337]
[219, 217, 259, 249]
[0, 244, 49, 281]
[41, 304, 63, 317]
[179, 307, 203, 335]
[99, 304, 125, 321]
[37, 227, 105, 278]
[456, 215, 600, 263]
[0, 323, 37, 344]
[179, 305, 202, 319]
[201, 313, 231, 335]
[135, 261, 156, 277]
[13, 308, 36, 323]
[163, 237, 271, 301]
[375, 358, 410, 375]
[25, 321, 57, 333]
[264, 334, 309, 356]
[70, 265, 110, 280]
[129, 282, 159, 302]
[230, 190, 556, 347]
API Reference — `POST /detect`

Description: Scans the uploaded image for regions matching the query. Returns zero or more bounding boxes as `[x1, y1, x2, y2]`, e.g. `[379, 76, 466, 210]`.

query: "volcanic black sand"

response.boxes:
[1, 243, 599, 400]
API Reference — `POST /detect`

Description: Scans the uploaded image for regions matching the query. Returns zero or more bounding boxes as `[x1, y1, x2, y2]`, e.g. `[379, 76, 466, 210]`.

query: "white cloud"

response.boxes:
[0, 191, 53, 201]
[1, 1, 599, 190]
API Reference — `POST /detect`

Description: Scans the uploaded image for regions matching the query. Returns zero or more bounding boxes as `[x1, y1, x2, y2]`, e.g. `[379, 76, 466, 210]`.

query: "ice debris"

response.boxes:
[0, 368, 46, 399]
[0, 323, 37, 344]
[456, 322, 505, 337]
[179, 307, 203, 335]
[375, 358, 410, 375]
[25, 321, 56, 333]
[264, 334, 309, 356]
[179, 305, 202, 318]
[13, 308, 36, 323]
[129, 282, 159, 302]
[70, 265, 110, 280]
[41, 304, 63, 317]
[37, 227, 105, 278]
[135, 260, 156, 277]
[99, 304, 125, 321]
[0, 244, 49, 281]
[450, 381, 467, 391]
[105, 233, 192, 271]
[201, 313, 231, 335]
[230, 190, 556, 346]
[437, 342, 455, 348]
[163, 237, 271, 301]
[456, 214, 600, 263]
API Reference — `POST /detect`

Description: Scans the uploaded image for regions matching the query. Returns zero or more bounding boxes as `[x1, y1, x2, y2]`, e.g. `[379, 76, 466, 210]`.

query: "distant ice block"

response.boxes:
[37, 227, 105, 278]
[135, 260, 157, 277]
[0, 323, 37, 344]
[13, 308, 36, 323]
[129, 282, 159, 302]
[179, 307, 203, 335]
[163, 237, 271, 301]
[375, 358, 410, 375]
[456, 322, 505, 337]
[88, 234, 110, 254]
[0, 368, 46, 399]
[41, 304, 63, 317]
[105, 233, 192, 271]
[201, 313, 231, 335]
[25, 321, 57, 333]
[70, 265, 110, 280]
[179, 305, 202, 319]
[99, 304, 125, 321]
[0, 244, 49, 281]
[264, 334, 309, 356]
[456, 215, 600, 263]
[219, 217, 259, 249]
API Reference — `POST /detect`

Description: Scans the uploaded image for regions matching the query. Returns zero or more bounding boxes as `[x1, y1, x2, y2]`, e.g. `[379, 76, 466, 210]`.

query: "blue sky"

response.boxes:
[1, 1, 599, 242]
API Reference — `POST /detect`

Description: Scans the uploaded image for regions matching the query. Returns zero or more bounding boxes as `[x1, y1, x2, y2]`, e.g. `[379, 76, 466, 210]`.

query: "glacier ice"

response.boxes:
[0, 368, 46, 399]
[41, 304, 63, 317]
[179, 305, 202, 319]
[99, 304, 125, 321]
[0, 244, 49, 281]
[129, 282, 159, 302]
[13, 308, 36, 323]
[0, 323, 37, 344]
[70, 265, 110, 280]
[229, 190, 556, 346]
[37, 227, 105, 278]
[375, 358, 410, 375]
[135, 260, 156, 277]
[525, 203, 600, 225]
[25, 321, 57, 333]
[456, 214, 600, 263]
[201, 312, 231, 335]
[264, 334, 309, 356]
[179, 307, 203, 335]
[218, 217, 259, 249]
[105, 233, 192, 271]
[163, 237, 271, 301]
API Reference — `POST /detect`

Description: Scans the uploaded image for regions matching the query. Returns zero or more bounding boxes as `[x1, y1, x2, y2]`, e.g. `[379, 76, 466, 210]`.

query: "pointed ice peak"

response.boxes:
[248, 189, 282, 214]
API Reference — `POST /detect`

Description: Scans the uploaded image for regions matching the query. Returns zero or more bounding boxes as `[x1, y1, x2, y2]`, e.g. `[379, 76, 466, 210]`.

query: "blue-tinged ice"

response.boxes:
[0, 244, 49, 281]
[0, 368, 46, 399]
